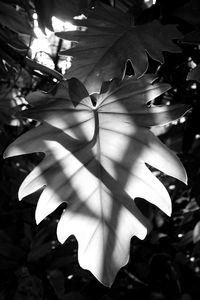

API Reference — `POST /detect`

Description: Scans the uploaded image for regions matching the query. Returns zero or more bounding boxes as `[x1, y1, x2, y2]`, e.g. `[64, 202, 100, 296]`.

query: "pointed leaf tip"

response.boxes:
[181, 166, 188, 185]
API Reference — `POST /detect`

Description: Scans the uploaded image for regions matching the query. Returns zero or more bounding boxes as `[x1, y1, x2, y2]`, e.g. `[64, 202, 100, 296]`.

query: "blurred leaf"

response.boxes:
[28, 242, 53, 262]
[178, 230, 193, 247]
[0, 1, 32, 34]
[14, 270, 43, 300]
[0, 33, 28, 76]
[48, 270, 65, 300]
[193, 221, 200, 243]
[184, 198, 200, 213]
[34, 0, 90, 32]
[0, 84, 22, 125]
[49, 239, 77, 270]
[30, 223, 56, 249]
[0, 47, 19, 69]
[173, 2, 200, 26]
[183, 29, 200, 45]
[57, 2, 182, 93]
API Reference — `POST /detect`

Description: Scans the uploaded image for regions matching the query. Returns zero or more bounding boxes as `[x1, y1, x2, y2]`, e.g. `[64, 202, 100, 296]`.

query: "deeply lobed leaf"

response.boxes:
[4, 76, 188, 286]
[56, 2, 182, 93]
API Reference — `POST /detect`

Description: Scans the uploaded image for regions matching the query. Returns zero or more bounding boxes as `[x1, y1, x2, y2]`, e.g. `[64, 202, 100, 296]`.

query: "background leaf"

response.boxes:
[187, 64, 200, 83]
[193, 221, 200, 243]
[57, 2, 182, 93]
[0, 1, 32, 35]
[34, 0, 90, 32]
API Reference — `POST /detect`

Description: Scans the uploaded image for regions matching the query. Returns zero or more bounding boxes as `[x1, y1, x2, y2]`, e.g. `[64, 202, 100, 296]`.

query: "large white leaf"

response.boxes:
[4, 76, 187, 286]
[56, 2, 182, 93]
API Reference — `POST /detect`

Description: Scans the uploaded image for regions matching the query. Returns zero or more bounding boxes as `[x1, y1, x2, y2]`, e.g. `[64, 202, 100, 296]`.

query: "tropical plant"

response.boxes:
[1, 0, 200, 299]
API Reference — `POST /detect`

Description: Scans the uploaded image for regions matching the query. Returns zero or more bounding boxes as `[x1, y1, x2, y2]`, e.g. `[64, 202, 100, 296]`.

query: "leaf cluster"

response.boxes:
[0, 0, 200, 299]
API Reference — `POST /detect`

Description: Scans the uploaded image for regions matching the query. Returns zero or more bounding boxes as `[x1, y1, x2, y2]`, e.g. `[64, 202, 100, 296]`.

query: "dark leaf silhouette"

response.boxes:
[0, 2, 32, 35]
[173, 2, 200, 26]
[183, 29, 200, 45]
[57, 2, 182, 93]
[193, 221, 200, 244]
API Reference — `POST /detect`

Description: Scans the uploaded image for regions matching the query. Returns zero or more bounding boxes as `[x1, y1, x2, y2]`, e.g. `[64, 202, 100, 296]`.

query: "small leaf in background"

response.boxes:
[0, 27, 28, 53]
[34, 0, 90, 32]
[183, 29, 200, 45]
[57, 2, 182, 93]
[193, 221, 200, 243]
[178, 230, 193, 247]
[4, 76, 188, 286]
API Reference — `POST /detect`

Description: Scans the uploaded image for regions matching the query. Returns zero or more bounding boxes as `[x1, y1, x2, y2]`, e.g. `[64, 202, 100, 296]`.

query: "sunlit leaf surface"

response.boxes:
[56, 2, 182, 93]
[4, 76, 187, 286]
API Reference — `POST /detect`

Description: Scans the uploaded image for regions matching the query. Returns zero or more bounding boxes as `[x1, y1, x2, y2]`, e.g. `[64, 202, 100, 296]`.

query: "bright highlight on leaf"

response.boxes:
[56, 2, 182, 93]
[4, 76, 188, 286]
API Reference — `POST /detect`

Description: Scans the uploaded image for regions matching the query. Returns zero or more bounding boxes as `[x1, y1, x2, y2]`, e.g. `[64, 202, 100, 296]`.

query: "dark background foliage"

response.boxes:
[0, 0, 200, 299]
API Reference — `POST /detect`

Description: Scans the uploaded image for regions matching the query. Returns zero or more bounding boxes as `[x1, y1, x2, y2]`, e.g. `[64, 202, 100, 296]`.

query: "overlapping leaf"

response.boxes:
[0, 1, 32, 35]
[56, 2, 182, 93]
[0, 26, 28, 77]
[34, 0, 91, 32]
[4, 75, 187, 286]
